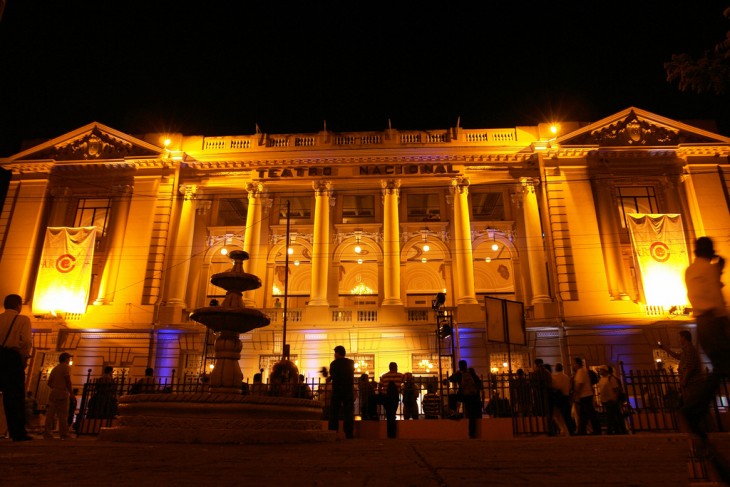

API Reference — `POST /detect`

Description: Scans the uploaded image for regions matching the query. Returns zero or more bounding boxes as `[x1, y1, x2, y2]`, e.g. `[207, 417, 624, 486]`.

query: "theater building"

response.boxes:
[1, 107, 728, 391]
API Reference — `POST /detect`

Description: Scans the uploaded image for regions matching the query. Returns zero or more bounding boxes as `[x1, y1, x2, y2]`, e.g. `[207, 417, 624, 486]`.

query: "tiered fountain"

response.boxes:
[99, 250, 334, 443]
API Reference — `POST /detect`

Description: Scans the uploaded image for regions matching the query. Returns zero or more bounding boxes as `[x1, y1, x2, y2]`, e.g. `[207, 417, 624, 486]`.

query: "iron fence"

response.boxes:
[72, 367, 728, 437]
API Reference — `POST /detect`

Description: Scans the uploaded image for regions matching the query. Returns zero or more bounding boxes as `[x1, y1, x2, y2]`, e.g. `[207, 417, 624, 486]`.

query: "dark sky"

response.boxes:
[1, 1, 729, 156]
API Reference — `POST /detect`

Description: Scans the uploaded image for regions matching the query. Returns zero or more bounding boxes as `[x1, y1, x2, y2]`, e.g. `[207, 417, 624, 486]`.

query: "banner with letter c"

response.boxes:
[32, 226, 96, 315]
[626, 214, 688, 309]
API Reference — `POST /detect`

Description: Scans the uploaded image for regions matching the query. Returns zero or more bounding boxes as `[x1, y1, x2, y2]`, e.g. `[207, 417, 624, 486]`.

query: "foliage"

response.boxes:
[665, 8, 730, 95]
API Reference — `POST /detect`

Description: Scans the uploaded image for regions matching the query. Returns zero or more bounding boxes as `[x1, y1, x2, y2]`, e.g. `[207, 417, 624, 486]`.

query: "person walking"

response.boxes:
[682, 237, 730, 482]
[572, 357, 601, 435]
[44, 352, 73, 440]
[445, 360, 483, 439]
[0, 294, 33, 442]
[327, 345, 355, 439]
[552, 363, 575, 435]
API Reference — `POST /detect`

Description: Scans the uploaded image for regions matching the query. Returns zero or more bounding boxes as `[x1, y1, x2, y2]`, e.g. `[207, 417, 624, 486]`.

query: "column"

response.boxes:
[592, 181, 630, 299]
[242, 182, 264, 307]
[0, 179, 49, 300]
[165, 184, 198, 307]
[95, 184, 133, 304]
[451, 177, 478, 305]
[309, 181, 332, 306]
[520, 177, 551, 304]
[381, 179, 402, 306]
[48, 186, 71, 226]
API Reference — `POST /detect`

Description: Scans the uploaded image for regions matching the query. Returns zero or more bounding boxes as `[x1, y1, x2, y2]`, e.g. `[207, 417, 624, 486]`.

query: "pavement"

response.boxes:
[1, 432, 729, 487]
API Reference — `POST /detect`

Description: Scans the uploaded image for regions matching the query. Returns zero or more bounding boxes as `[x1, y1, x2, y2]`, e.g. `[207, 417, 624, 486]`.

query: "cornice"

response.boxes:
[2, 157, 172, 175]
[185, 152, 535, 170]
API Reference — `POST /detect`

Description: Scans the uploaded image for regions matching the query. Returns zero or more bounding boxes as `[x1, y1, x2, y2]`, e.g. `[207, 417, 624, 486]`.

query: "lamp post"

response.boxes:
[282, 200, 291, 360]
[432, 292, 454, 417]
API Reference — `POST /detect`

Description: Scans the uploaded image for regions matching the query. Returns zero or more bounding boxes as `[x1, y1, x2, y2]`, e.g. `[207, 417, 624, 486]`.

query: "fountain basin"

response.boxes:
[98, 393, 335, 444]
[189, 307, 270, 334]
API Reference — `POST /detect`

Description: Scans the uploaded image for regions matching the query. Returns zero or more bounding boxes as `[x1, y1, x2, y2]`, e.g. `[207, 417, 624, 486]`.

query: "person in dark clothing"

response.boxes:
[327, 345, 355, 439]
[0, 294, 33, 442]
[445, 360, 482, 439]
[379, 362, 404, 438]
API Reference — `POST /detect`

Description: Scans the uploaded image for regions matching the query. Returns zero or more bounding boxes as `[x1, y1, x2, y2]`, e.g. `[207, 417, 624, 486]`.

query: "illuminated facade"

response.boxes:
[1, 107, 729, 391]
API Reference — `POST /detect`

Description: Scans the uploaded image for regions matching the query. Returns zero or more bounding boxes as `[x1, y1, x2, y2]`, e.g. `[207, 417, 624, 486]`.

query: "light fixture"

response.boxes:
[294, 260, 300, 266]
[354, 232, 362, 254]
[287, 247, 294, 255]
[209, 363, 215, 370]
[421, 257, 427, 263]
[423, 243, 430, 252]
[357, 258, 363, 265]
[485, 257, 491, 263]
[492, 242, 499, 251]
[354, 245, 362, 254]
[421, 229, 430, 252]
[220, 234, 233, 255]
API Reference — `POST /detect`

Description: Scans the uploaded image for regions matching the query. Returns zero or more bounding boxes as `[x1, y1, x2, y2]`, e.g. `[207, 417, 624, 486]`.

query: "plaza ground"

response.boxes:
[1, 432, 729, 486]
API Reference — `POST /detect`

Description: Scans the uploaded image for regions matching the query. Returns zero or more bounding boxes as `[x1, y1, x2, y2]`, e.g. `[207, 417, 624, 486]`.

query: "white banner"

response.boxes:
[626, 214, 689, 308]
[32, 227, 96, 314]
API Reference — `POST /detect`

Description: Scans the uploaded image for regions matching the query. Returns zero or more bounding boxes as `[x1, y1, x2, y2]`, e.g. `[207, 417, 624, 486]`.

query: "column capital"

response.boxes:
[246, 182, 265, 197]
[179, 184, 198, 200]
[380, 179, 400, 195]
[450, 176, 470, 195]
[312, 180, 332, 197]
[195, 200, 212, 215]
[49, 186, 72, 198]
[520, 177, 540, 194]
[112, 184, 134, 197]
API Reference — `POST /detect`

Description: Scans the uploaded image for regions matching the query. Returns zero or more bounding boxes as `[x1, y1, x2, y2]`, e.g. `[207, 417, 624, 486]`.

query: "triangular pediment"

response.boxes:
[8, 122, 163, 162]
[557, 107, 730, 147]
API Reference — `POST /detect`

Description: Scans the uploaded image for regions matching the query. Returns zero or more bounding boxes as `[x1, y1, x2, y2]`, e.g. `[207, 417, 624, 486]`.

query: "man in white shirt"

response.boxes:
[683, 237, 730, 483]
[572, 357, 601, 435]
[0, 294, 33, 441]
[551, 363, 574, 435]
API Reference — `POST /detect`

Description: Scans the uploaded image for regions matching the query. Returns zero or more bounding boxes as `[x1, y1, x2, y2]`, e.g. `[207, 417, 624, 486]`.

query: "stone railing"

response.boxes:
[199, 127, 522, 152]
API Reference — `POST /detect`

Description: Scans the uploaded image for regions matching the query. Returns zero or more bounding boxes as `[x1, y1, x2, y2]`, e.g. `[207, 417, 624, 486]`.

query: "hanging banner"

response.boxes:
[626, 214, 689, 309]
[32, 226, 96, 315]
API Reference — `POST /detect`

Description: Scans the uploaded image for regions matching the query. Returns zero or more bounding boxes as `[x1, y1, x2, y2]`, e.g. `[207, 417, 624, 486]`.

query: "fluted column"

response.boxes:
[166, 184, 198, 307]
[95, 184, 133, 304]
[309, 181, 332, 306]
[592, 182, 630, 299]
[451, 177, 478, 305]
[381, 179, 402, 306]
[521, 177, 551, 304]
[48, 186, 72, 226]
[242, 182, 264, 307]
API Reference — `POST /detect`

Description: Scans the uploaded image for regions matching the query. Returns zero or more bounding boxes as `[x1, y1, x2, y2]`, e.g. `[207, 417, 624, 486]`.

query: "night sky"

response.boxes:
[1, 1, 729, 156]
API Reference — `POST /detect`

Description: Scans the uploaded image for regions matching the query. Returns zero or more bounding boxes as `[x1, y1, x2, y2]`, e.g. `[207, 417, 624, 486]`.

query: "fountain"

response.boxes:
[99, 250, 334, 443]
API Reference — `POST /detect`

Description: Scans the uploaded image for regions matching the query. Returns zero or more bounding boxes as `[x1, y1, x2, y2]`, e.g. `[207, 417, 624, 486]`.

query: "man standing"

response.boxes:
[572, 357, 601, 435]
[530, 358, 554, 434]
[327, 345, 355, 439]
[0, 294, 33, 441]
[44, 352, 73, 440]
[445, 360, 482, 439]
[659, 331, 702, 395]
[379, 362, 404, 439]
